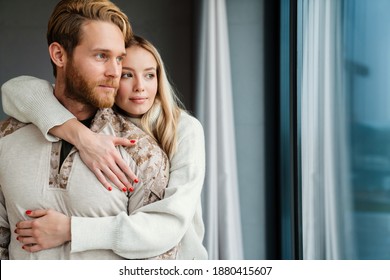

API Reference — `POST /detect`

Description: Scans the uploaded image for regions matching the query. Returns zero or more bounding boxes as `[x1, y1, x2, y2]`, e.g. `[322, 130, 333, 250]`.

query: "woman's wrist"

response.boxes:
[48, 118, 91, 148]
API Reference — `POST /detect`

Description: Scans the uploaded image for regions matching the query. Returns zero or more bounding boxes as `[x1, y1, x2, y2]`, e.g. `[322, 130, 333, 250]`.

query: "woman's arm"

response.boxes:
[1, 76, 138, 191]
[72, 115, 206, 258]
[0, 185, 10, 259]
[1, 76, 74, 142]
[15, 113, 206, 259]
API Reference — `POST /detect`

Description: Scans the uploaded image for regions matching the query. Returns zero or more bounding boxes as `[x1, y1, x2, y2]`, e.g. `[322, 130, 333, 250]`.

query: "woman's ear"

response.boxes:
[48, 42, 67, 68]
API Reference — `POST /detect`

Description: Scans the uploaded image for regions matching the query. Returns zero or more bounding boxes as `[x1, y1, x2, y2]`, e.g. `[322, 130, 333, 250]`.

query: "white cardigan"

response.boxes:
[1, 76, 208, 259]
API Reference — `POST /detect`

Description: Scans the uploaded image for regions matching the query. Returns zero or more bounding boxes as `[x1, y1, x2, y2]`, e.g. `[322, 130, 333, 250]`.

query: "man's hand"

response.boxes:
[15, 209, 71, 253]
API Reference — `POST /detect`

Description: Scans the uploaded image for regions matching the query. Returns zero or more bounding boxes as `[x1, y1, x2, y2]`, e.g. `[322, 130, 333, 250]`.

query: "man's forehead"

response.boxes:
[78, 20, 126, 53]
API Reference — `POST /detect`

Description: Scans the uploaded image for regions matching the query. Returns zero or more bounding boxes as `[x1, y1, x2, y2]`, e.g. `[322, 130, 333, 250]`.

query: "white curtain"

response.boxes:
[301, 0, 355, 259]
[195, 0, 244, 260]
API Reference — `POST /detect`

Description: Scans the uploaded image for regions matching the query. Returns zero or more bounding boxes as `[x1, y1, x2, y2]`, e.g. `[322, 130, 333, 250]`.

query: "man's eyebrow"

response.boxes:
[92, 48, 126, 56]
[92, 48, 110, 52]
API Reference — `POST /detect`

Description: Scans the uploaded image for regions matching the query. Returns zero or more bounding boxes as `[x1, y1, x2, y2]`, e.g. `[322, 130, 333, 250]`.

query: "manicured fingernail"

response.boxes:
[14, 229, 17, 233]
[22, 246, 25, 250]
[26, 210, 32, 215]
[130, 139, 136, 144]
[128, 187, 134, 192]
[122, 187, 127, 192]
[108, 187, 112, 191]
[134, 178, 139, 183]
[16, 237, 19, 241]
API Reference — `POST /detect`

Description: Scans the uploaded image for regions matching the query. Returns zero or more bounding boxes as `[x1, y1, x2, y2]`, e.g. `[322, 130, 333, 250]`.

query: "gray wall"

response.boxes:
[0, 1, 56, 120]
[0, 0, 266, 259]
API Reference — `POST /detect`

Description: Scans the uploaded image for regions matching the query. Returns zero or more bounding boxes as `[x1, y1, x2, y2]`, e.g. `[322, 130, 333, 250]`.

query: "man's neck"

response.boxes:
[53, 81, 97, 121]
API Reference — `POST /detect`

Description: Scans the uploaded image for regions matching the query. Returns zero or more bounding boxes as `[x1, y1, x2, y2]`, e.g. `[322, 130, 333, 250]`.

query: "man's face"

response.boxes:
[64, 20, 126, 108]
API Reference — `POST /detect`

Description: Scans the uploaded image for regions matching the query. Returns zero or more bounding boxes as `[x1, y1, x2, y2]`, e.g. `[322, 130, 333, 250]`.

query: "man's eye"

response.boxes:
[117, 56, 124, 63]
[96, 53, 107, 60]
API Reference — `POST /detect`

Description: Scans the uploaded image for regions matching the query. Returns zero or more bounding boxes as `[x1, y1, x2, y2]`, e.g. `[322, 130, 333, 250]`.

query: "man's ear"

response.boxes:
[48, 42, 67, 68]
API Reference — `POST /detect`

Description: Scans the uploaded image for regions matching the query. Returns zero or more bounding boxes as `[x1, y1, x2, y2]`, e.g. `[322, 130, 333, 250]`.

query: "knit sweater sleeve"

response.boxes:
[1, 76, 75, 142]
[71, 113, 206, 259]
[0, 185, 10, 260]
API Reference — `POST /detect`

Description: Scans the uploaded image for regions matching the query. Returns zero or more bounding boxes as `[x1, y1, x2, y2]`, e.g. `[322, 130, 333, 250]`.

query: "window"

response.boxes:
[299, 0, 390, 259]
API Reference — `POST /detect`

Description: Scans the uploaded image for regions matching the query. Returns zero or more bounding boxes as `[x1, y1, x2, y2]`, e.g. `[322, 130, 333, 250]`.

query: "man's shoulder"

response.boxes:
[92, 108, 154, 140]
[0, 117, 28, 138]
[93, 109, 169, 196]
[113, 111, 169, 167]
[92, 108, 166, 156]
[111, 112, 163, 154]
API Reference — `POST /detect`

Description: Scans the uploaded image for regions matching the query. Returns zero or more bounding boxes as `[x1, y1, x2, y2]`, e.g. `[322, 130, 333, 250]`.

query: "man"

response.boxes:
[0, 0, 170, 259]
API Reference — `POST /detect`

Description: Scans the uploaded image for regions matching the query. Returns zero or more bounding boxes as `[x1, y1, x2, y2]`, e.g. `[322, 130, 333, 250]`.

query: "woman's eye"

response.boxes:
[121, 73, 133, 78]
[146, 73, 155, 79]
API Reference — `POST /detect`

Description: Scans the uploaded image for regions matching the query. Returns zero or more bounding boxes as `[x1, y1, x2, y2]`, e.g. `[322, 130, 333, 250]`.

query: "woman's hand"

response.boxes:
[15, 209, 71, 252]
[76, 130, 139, 192]
[50, 119, 139, 192]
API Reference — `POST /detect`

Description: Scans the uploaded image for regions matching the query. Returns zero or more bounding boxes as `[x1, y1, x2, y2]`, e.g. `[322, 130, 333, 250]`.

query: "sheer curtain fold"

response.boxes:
[195, 0, 244, 260]
[301, 0, 355, 259]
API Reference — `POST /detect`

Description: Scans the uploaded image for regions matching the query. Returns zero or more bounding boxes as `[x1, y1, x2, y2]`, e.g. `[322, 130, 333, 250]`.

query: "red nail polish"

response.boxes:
[122, 187, 127, 192]
[134, 178, 139, 183]
[25, 210, 32, 215]
[16, 237, 19, 241]
[22, 246, 25, 250]
[108, 187, 112, 191]
[130, 139, 136, 144]
[128, 187, 134, 192]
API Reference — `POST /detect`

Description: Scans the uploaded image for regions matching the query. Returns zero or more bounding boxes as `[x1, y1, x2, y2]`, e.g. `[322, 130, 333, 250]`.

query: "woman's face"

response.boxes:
[115, 45, 158, 117]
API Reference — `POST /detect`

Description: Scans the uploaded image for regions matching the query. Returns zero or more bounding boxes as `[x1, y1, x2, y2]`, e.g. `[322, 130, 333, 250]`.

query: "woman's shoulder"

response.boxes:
[178, 111, 204, 135]
[173, 111, 205, 160]
[176, 111, 204, 148]
[179, 111, 202, 126]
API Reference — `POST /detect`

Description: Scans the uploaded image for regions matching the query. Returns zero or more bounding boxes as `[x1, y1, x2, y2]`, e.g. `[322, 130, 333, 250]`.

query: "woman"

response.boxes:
[2, 35, 207, 259]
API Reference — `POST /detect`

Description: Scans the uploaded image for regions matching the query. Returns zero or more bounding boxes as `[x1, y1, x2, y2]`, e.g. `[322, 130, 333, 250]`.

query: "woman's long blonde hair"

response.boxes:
[127, 35, 184, 159]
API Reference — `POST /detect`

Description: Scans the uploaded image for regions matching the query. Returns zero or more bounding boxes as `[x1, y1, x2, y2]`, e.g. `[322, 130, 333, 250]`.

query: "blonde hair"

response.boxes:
[126, 36, 185, 159]
[47, 0, 132, 76]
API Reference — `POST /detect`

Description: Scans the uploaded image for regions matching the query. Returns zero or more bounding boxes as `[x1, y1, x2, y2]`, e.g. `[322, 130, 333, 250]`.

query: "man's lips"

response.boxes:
[98, 85, 118, 92]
